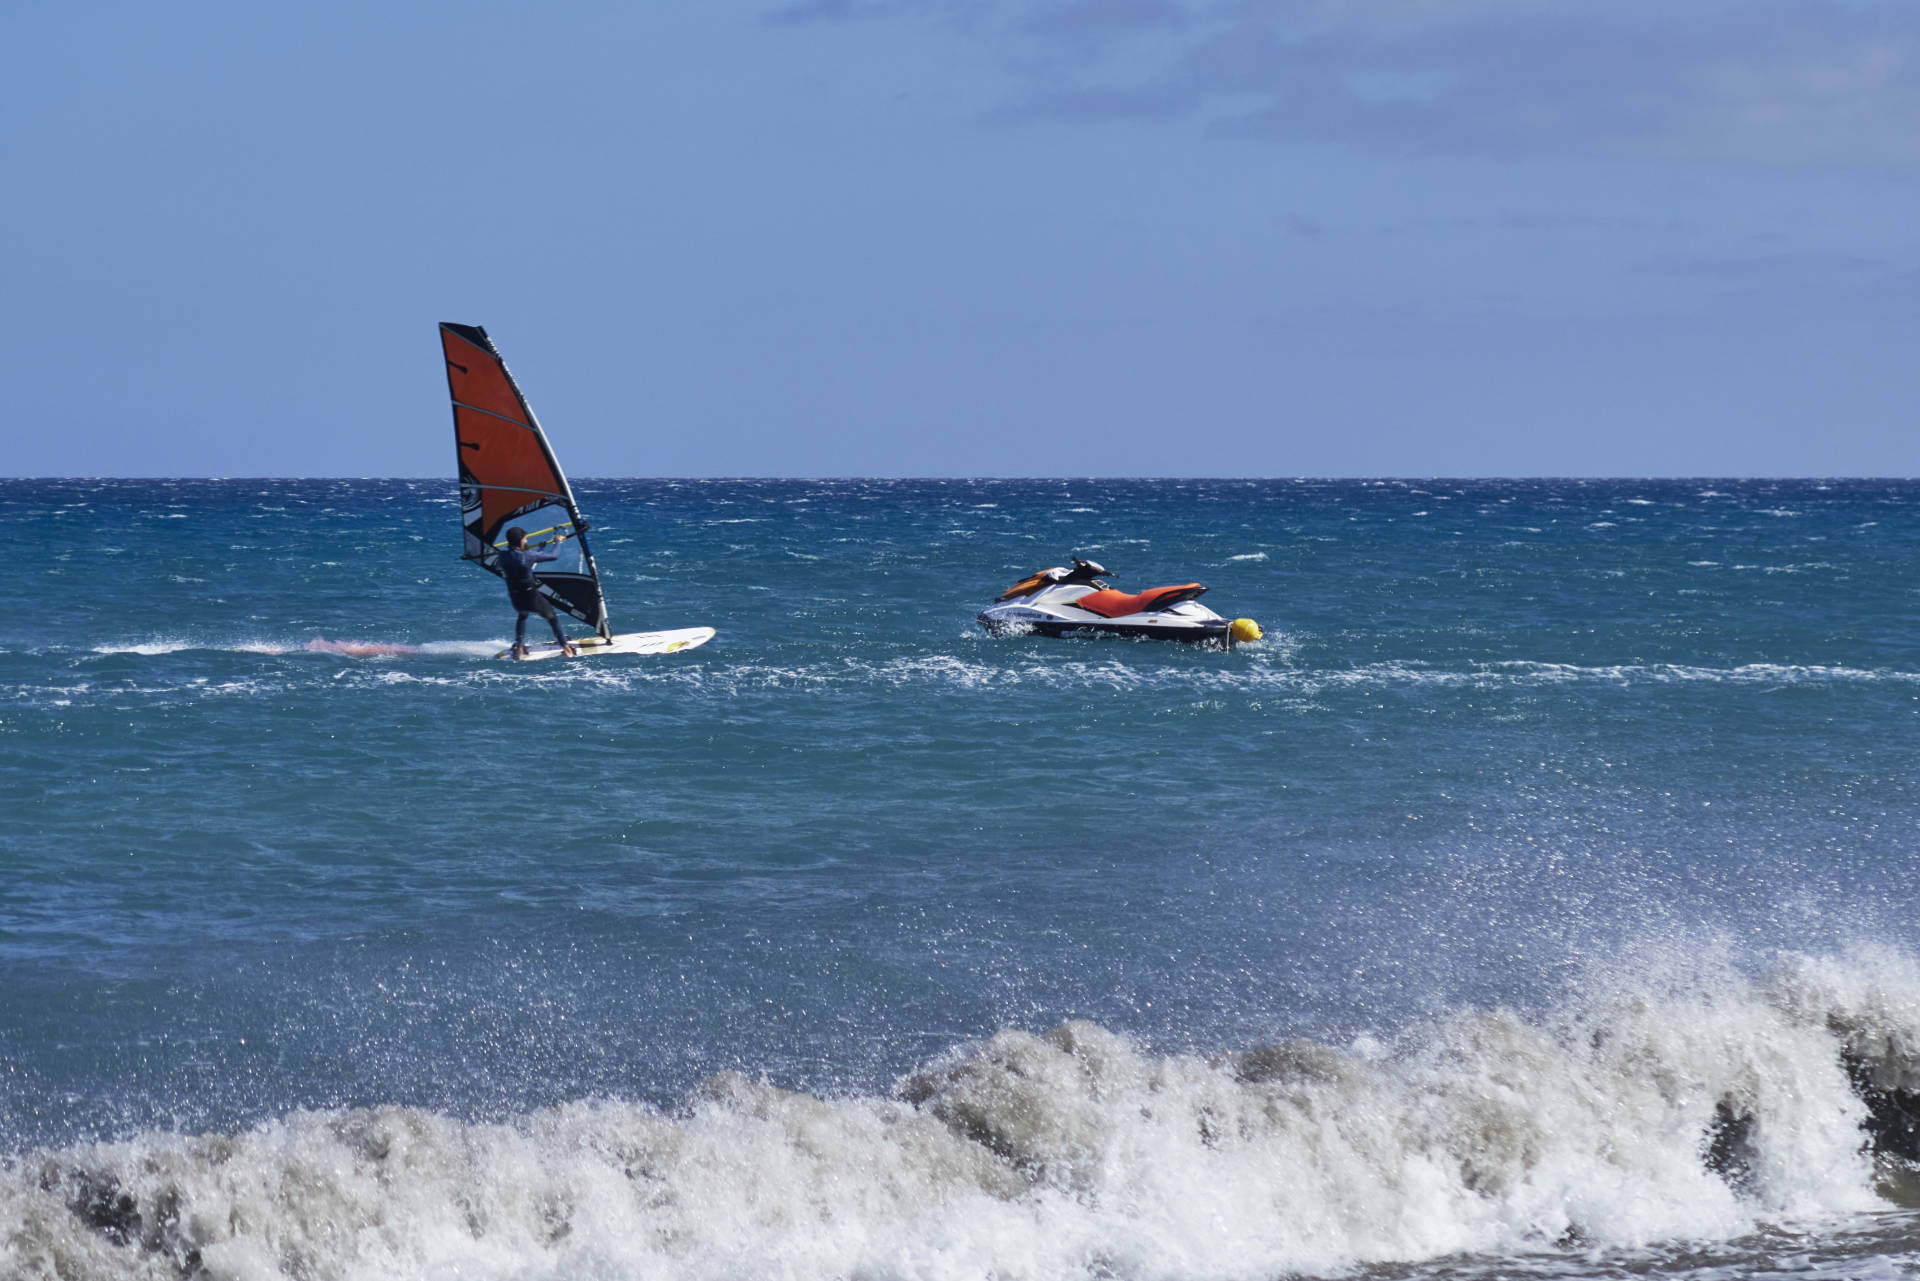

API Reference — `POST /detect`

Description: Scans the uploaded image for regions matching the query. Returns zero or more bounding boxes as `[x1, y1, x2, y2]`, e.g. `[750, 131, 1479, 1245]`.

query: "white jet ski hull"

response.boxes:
[978, 598, 1235, 646]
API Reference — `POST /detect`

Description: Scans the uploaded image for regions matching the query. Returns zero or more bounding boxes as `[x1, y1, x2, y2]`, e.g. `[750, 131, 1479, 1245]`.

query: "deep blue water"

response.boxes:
[3, 478, 1919, 1279]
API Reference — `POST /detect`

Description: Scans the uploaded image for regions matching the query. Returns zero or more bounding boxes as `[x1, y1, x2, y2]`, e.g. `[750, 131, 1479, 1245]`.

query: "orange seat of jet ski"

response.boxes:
[1074, 584, 1208, 618]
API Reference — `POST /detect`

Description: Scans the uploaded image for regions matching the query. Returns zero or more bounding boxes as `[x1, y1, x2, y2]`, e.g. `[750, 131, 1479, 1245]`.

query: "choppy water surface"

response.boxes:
[3, 478, 1918, 1280]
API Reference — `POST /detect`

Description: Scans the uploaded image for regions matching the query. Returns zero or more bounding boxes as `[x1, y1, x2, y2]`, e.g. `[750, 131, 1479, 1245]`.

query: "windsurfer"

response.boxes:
[501, 527, 579, 659]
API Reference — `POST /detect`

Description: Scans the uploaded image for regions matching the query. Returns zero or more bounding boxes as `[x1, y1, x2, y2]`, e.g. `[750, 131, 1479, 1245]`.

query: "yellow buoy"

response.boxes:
[1230, 618, 1263, 643]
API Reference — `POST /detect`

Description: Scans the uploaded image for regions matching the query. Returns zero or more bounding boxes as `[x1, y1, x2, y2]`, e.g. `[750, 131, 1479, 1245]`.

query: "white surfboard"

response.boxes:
[498, 626, 715, 661]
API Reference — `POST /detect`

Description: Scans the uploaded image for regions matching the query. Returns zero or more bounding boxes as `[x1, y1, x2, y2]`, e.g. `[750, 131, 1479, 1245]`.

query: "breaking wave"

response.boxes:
[7, 950, 1920, 1281]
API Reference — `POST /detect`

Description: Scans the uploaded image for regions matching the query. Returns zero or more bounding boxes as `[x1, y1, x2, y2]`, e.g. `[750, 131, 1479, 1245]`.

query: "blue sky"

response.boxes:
[6, 1, 1915, 476]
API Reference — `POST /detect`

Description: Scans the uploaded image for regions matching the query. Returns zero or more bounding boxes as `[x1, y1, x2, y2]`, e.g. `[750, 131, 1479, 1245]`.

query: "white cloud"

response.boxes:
[831, 0, 1920, 173]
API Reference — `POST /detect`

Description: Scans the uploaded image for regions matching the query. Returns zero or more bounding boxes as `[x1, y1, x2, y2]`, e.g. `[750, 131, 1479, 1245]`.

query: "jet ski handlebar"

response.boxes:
[1066, 557, 1111, 585]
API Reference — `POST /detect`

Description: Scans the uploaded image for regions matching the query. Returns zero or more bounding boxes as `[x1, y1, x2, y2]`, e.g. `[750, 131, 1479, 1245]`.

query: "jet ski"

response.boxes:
[977, 558, 1263, 647]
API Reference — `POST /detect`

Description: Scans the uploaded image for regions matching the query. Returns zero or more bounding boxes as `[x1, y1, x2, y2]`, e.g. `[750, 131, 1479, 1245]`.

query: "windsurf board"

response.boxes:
[498, 626, 715, 661]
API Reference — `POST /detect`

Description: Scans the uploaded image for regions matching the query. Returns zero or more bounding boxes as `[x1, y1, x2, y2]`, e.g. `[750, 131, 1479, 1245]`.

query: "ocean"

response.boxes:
[3, 476, 1918, 1280]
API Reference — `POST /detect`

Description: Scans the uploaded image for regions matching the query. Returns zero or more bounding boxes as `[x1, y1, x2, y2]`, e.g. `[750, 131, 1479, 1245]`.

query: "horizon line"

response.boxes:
[6, 475, 1918, 484]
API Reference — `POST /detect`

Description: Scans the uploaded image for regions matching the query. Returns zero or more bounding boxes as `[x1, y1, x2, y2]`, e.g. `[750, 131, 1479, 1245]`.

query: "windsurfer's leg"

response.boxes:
[515, 612, 531, 646]
[542, 608, 575, 654]
[530, 597, 574, 654]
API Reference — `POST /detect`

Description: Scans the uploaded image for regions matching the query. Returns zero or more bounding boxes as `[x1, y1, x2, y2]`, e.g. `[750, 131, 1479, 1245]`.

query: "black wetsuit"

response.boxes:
[499, 545, 569, 648]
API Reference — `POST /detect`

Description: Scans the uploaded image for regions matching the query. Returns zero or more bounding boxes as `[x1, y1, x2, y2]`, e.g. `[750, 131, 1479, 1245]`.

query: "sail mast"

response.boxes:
[486, 335, 613, 641]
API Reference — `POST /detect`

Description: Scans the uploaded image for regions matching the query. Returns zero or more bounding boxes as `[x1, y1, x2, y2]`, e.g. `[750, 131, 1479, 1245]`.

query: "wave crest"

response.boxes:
[7, 952, 1920, 1280]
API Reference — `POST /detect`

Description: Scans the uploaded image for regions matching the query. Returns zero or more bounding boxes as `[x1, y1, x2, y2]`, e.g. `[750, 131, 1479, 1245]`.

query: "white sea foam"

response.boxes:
[842, 656, 1920, 698]
[88, 640, 192, 656]
[1463, 661, 1920, 688]
[32, 647, 1920, 710]
[5, 951, 1917, 1281]
[414, 640, 504, 660]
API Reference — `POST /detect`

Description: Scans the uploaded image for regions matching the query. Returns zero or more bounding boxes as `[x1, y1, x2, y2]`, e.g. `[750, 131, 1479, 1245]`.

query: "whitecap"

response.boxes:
[89, 640, 191, 656]
[5, 949, 1913, 1280]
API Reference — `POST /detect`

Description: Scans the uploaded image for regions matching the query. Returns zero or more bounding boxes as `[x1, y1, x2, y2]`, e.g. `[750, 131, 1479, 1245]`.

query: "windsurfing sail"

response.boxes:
[439, 323, 612, 638]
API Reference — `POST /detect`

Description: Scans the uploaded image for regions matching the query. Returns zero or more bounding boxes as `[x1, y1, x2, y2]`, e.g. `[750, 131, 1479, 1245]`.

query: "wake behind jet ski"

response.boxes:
[977, 558, 1263, 647]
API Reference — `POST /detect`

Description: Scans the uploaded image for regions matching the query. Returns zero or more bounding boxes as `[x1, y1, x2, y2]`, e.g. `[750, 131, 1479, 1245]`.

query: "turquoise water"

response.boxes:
[4, 478, 1919, 1279]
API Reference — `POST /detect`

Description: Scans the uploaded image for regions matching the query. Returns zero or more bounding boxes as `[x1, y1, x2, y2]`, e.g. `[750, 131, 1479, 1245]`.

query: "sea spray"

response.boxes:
[7, 951, 1917, 1281]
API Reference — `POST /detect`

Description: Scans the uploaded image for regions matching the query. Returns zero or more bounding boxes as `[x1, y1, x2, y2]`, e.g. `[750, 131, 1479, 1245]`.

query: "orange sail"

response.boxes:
[439, 323, 610, 636]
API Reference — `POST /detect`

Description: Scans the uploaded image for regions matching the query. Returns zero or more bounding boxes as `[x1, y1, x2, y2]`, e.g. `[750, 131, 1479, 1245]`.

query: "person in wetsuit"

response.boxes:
[500, 526, 579, 659]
